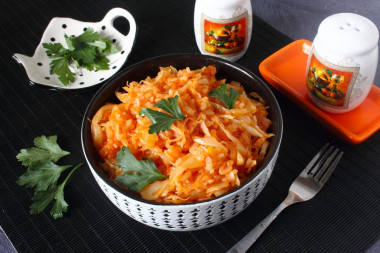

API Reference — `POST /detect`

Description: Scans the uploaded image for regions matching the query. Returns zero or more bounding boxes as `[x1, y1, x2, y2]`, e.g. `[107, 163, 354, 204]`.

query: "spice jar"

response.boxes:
[306, 13, 379, 113]
[194, 0, 252, 62]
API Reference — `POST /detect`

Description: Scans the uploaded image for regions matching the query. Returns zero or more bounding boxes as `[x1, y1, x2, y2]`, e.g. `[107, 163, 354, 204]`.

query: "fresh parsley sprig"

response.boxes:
[16, 135, 70, 166]
[30, 163, 81, 219]
[16, 135, 81, 219]
[17, 161, 72, 191]
[115, 147, 167, 192]
[209, 83, 241, 109]
[139, 95, 186, 134]
[42, 27, 118, 86]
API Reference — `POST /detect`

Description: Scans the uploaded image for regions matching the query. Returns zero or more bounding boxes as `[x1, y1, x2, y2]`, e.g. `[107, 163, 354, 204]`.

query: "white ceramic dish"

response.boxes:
[13, 8, 136, 90]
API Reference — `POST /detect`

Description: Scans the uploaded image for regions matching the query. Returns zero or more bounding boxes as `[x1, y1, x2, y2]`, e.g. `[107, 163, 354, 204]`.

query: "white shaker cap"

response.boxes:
[318, 13, 379, 56]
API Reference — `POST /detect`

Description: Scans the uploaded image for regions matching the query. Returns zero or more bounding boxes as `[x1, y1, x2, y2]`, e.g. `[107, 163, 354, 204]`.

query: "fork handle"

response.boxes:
[226, 202, 289, 253]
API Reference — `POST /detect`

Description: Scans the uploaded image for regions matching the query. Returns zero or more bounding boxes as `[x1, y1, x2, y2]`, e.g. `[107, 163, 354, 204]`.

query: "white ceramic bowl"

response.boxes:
[13, 8, 136, 90]
[81, 54, 283, 231]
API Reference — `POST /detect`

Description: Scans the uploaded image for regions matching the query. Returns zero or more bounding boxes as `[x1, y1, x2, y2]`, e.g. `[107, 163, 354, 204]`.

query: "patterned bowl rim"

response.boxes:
[81, 53, 283, 207]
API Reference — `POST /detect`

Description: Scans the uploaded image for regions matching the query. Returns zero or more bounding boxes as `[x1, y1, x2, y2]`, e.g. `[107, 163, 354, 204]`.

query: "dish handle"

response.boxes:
[102, 7, 137, 47]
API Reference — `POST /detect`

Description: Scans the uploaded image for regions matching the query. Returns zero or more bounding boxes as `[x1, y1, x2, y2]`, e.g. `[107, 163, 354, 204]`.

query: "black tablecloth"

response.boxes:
[1, 0, 379, 252]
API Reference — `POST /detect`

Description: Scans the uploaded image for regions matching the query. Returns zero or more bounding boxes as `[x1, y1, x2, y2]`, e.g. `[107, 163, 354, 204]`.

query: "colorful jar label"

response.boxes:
[306, 47, 360, 109]
[200, 12, 248, 56]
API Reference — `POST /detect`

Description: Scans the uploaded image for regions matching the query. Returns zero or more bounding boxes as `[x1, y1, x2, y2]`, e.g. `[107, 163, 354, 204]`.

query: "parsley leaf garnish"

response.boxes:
[16, 135, 70, 166]
[115, 147, 167, 192]
[42, 27, 118, 86]
[43, 43, 71, 57]
[30, 164, 81, 219]
[139, 95, 186, 134]
[49, 56, 76, 85]
[16, 161, 72, 191]
[16, 135, 81, 219]
[209, 84, 241, 109]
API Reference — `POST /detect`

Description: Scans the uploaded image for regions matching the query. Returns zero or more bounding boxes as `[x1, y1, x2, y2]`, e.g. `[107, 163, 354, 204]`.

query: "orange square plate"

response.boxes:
[259, 39, 380, 144]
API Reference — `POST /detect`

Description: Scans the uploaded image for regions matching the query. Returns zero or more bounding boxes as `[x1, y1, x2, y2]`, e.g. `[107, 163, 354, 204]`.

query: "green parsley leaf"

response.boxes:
[63, 28, 107, 65]
[16, 135, 81, 219]
[16, 135, 70, 166]
[93, 55, 110, 70]
[43, 27, 119, 86]
[49, 56, 76, 86]
[139, 95, 186, 134]
[209, 84, 241, 109]
[101, 38, 118, 54]
[42, 43, 71, 58]
[139, 108, 179, 134]
[87, 40, 107, 51]
[30, 163, 81, 219]
[64, 35, 75, 51]
[115, 147, 167, 192]
[72, 45, 97, 65]
[64, 28, 99, 51]
[155, 95, 186, 119]
[16, 161, 72, 191]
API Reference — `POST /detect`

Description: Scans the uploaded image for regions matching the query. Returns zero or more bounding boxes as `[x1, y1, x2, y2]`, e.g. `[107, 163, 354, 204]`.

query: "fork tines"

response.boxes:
[307, 143, 344, 184]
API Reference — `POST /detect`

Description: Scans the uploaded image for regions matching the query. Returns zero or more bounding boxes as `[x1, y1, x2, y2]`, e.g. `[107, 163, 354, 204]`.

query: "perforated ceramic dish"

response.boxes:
[81, 54, 283, 231]
[13, 8, 136, 90]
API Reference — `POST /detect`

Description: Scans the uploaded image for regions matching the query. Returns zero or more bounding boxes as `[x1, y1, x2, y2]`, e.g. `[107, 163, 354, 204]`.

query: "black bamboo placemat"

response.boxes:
[1, 0, 379, 252]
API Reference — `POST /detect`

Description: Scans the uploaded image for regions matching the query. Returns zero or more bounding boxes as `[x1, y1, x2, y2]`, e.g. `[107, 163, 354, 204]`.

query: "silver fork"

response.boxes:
[227, 143, 343, 253]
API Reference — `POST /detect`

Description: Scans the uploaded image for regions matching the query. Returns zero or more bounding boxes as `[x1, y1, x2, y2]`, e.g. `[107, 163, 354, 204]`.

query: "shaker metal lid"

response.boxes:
[318, 13, 379, 56]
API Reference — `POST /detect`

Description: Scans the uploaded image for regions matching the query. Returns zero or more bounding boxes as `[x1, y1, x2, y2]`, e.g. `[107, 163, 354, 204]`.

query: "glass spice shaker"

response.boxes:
[194, 0, 252, 62]
[306, 13, 379, 113]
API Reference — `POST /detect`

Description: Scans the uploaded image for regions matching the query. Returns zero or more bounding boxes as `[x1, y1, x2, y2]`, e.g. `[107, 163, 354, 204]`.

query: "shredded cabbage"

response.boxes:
[91, 66, 273, 203]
